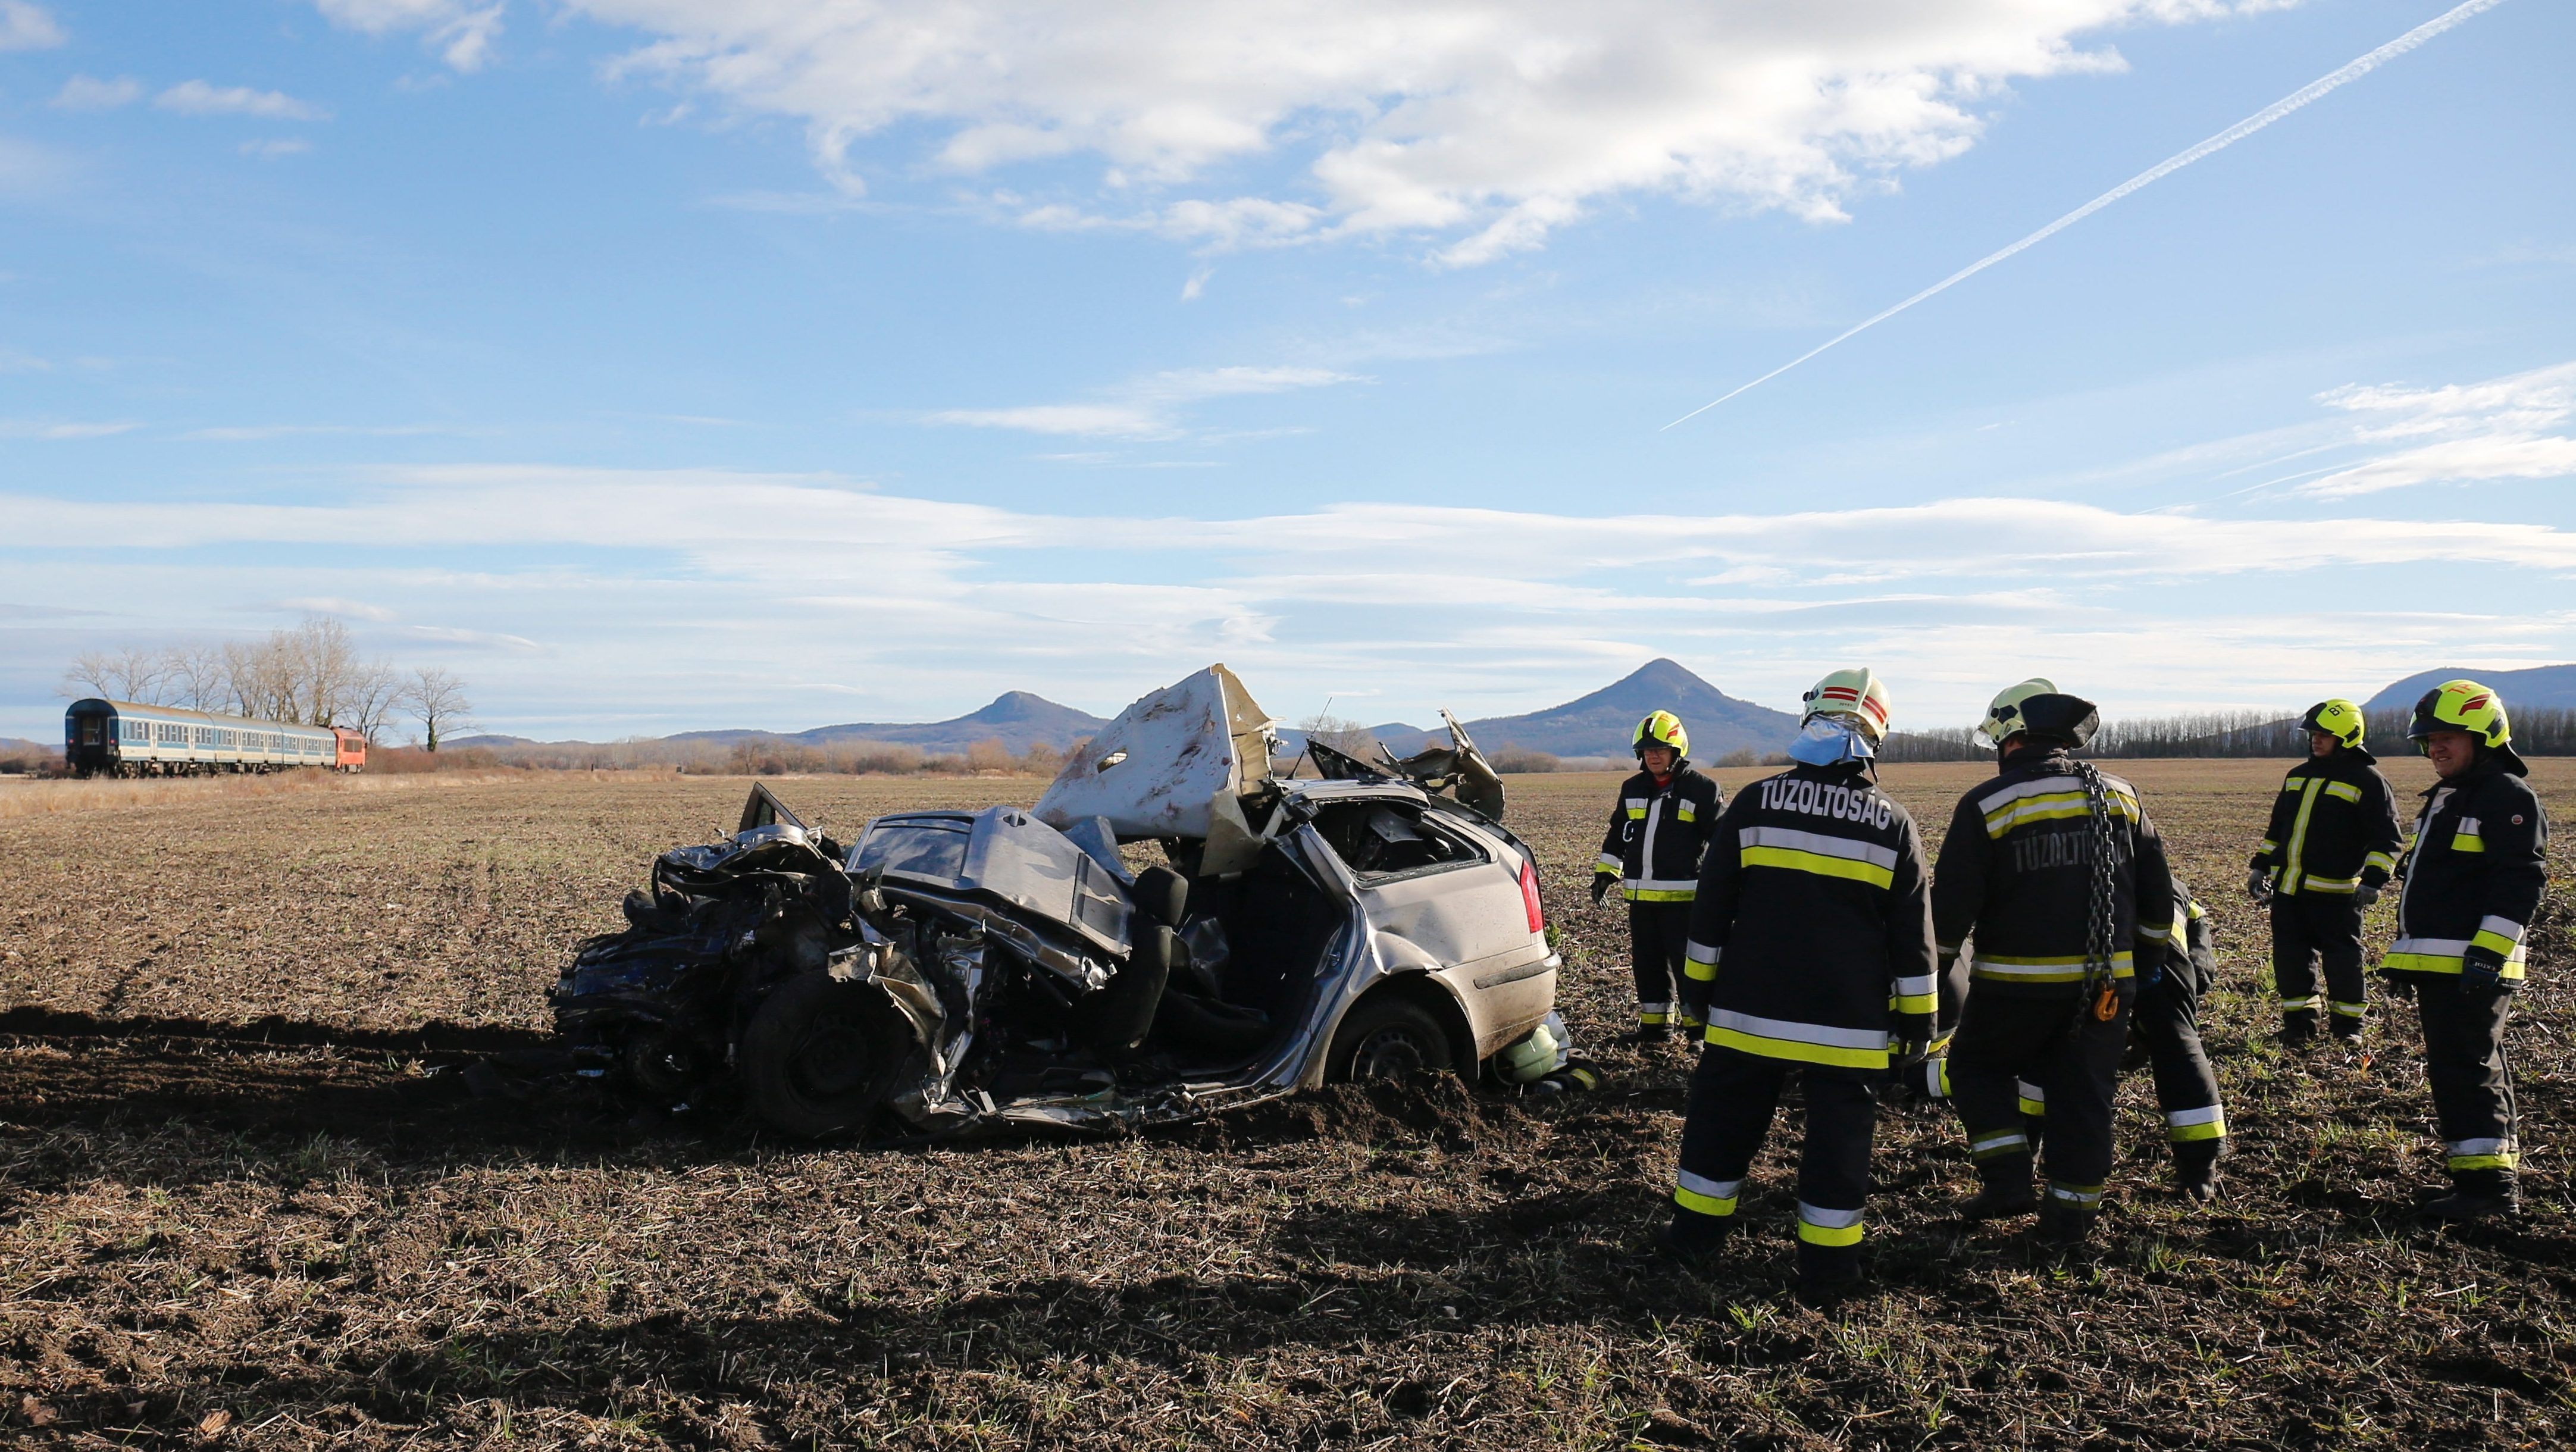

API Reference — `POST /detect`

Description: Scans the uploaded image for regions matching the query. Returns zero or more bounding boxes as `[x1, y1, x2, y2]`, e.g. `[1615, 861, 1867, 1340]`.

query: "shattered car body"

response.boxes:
[551, 666, 1571, 1138]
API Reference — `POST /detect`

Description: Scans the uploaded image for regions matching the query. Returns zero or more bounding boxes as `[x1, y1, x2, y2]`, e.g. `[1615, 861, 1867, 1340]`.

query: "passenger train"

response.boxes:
[64, 699, 367, 778]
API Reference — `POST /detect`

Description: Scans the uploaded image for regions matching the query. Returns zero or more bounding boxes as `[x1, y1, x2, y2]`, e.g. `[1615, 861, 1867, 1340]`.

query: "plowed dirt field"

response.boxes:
[1, 761, 2569, 1448]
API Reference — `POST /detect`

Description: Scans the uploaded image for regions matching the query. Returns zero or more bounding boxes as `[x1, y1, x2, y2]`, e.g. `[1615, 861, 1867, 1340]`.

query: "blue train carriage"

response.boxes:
[64, 699, 362, 778]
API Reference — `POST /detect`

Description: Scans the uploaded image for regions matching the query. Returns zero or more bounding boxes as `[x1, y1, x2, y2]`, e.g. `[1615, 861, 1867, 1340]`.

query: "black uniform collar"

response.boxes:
[2001, 743, 2074, 771]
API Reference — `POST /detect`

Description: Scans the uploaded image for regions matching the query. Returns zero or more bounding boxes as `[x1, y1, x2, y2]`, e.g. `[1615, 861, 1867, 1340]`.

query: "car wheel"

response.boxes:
[1326, 995, 1455, 1083]
[621, 1031, 704, 1104]
[739, 974, 902, 1139]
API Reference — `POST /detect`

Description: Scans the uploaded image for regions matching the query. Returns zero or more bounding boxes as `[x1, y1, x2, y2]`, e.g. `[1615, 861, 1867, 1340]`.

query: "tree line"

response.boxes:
[1878, 707, 2576, 762]
[62, 618, 477, 749]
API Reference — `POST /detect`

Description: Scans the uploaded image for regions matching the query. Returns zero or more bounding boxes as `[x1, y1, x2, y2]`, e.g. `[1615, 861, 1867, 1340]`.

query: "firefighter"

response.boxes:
[2381, 681, 2549, 1222]
[1934, 679, 2174, 1248]
[2248, 699, 2404, 1044]
[1924, 870, 2228, 1201]
[1661, 669, 1935, 1305]
[1593, 710, 1725, 1041]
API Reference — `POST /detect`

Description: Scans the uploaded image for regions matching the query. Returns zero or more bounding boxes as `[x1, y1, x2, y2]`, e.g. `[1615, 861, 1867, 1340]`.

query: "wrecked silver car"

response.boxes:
[551, 665, 1581, 1138]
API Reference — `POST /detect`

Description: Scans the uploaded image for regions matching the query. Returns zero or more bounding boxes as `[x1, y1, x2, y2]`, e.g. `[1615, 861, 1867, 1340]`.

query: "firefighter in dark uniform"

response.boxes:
[1660, 669, 1936, 1304]
[2248, 699, 2405, 1044]
[1927, 870, 2228, 1201]
[1934, 678, 2174, 1248]
[2383, 680, 2549, 1221]
[1593, 711, 1724, 1041]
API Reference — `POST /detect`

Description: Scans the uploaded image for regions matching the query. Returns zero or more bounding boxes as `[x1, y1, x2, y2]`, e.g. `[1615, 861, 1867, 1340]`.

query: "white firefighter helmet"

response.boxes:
[1801, 668, 1893, 743]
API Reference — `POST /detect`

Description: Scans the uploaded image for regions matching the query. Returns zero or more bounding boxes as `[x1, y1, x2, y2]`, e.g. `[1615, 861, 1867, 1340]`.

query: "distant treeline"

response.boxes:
[429, 734, 1071, 777]
[1879, 708, 2576, 763]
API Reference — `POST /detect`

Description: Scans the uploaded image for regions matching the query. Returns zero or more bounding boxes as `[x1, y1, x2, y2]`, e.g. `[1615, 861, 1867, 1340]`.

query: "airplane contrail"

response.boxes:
[1664, 0, 2513, 431]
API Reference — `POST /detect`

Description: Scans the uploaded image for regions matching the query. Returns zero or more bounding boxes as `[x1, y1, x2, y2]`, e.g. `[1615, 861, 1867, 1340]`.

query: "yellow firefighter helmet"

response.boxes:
[2409, 680, 2511, 749]
[1974, 678, 2059, 750]
[2300, 699, 2366, 750]
[1633, 710, 1689, 760]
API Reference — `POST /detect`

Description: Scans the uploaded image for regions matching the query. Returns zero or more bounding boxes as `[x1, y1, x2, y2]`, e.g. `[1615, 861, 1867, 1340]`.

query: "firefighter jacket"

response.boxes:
[1676, 762, 1936, 1070]
[1931, 746, 2175, 998]
[2250, 749, 2404, 897]
[2387, 755, 2549, 981]
[1595, 764, 1724, 902]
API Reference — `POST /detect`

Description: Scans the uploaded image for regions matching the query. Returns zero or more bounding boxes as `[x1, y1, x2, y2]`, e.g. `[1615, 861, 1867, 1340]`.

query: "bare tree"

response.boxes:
[160, 643, 233, 712]
[222, 637, 293, 721]
[1295, 709, 1376, 758]
[343, 661, 406, 744]
[403, 667, 475, 751]
[62, 646, 174, 704]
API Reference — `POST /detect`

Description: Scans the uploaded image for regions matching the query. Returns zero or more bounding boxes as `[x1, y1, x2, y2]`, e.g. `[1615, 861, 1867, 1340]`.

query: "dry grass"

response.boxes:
[0, 762, 2569, 1448]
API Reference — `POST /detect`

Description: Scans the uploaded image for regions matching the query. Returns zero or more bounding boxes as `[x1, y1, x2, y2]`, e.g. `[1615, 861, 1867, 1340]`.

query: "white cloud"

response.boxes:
[931, 364, 1366, 439]
[274, 596, 399, 621]
[316, 0, 2283, 262]
[0, 1, 63, 52]
[5, 463, 2566, 732]
[0, 419, 138, 439]
[240, 139, 315, 159]
[315, 0, 505, 71]
[52, 75, 142, 110]
[2301, 361, 2576, 498]
[156, 81, 332, 121]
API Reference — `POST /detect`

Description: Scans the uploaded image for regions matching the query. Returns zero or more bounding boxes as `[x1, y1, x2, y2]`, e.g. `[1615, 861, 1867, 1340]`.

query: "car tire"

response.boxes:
[1326, 994, 1455, 1083]
[739, 974, 902, 1139]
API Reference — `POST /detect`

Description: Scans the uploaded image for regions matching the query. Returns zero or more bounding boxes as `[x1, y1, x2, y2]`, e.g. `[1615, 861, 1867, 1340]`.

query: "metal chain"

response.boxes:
[2073, 759, 2120, 1020]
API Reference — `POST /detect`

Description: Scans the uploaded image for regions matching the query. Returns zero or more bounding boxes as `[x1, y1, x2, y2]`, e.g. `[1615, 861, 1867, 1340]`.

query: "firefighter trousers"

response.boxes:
[1674, 1044, 1876, 1283]
[2415, 977, 2519, 1194]
[2133, 960, 2226, 1153]
[1628, 901, 1694, 1029]
[2271, 893, 2365, 1033]
[1951, 986, 2130, 1210]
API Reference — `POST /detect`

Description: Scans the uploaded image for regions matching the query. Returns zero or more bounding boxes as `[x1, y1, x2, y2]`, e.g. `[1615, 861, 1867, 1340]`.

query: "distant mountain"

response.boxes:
[2365, 665, 2576, 714]
[1272, 721, 1437, 759]
[446, 734, 536, 749]
[1458, 658, 1799, 759]
[0, 737, 60, 759]
[670, 691, 1110, 755]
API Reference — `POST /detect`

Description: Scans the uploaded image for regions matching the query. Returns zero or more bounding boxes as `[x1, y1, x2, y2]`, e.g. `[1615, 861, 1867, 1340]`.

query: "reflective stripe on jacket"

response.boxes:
[2251, 749, 2404, 895]
[1930, 747, 2174, 997]
[1598, 765, 1723, 902]
[2388, 757, 2548, 979]
[1680, 763, 1936, 1069]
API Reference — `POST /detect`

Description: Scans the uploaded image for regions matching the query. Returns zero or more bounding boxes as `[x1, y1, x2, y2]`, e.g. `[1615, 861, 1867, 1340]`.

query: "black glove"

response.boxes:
[2245, 868, 2273, 902]
[1890, 1038, 1930, 1068]
[2377, 966, 2415, 1002]
[2461, 945, 2514, 992]
[1591, 872, 1617, 907]
[2353, 881, 2381, 909]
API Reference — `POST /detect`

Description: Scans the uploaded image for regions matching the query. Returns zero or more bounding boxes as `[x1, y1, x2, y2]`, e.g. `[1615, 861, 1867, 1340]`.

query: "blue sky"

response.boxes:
[4, 0, 2571, 743]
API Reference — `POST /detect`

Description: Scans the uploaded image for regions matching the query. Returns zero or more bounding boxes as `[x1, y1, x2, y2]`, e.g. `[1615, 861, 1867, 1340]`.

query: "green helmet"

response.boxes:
[1976, 678, 2099, 752]
[1633, 710, 1688, 760]
[1974, 678, 2057, 750]
[1497, 1020, 1561, 1085]
[2299, 699, 2365, 750]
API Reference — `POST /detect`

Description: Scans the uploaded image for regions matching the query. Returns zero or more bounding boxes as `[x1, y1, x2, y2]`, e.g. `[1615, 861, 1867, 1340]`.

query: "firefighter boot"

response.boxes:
[2420, 1168, 2519, 1223]
[2172, 1138, 2223, 1203]
[2277, 1009, 2317, 1048]
[2329, 1011, 2364, 1043]
[1794, 1241, 1863, 1309]
[2034, 1197, 2100, 1250]
[1962, 1156, 2039, 1221]
[1657, 1207, 1734, 1263]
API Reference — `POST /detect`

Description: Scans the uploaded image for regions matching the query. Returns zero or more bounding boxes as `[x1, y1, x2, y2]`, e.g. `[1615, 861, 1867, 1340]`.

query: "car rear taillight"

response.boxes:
[1518, 856, 1545, 935]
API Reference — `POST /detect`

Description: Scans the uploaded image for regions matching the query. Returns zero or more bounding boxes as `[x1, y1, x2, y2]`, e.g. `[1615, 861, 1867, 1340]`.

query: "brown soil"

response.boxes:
[0, 762, 2569, 1448]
